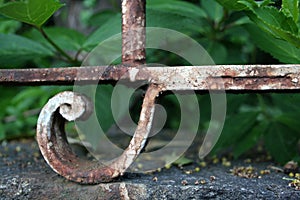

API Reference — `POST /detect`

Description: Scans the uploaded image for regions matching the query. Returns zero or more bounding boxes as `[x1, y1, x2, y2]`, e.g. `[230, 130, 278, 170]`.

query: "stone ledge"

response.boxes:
[1, 139, 299, 199]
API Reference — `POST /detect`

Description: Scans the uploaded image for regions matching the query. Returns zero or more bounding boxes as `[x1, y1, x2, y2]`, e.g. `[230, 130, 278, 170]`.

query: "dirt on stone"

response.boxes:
[1, 139, 300, 200]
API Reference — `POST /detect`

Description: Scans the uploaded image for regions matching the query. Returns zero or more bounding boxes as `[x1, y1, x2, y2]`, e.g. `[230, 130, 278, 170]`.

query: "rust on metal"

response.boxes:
[145, 65, 300, 91]
[36, 92, 117, 183]
[1, 65, 300, 91]
[121, 0, 146, 65]
[35, 0, 158, 184]
[36, 86, 161, 183]
[109, 84, 162, 174]
[19, 0, 300, 185]
[0, 66, 129, 85]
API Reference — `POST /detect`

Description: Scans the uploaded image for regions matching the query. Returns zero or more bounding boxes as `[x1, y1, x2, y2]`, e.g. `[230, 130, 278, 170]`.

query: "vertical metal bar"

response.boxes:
[36, 0, 150, 184]
[121, 0, 146, 65]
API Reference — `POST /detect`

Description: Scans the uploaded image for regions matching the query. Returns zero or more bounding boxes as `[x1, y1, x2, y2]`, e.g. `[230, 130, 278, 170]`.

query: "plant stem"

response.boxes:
[257, 94, 271, 119]
[38, 27, 78, 65]
[74, 49, 83, 61]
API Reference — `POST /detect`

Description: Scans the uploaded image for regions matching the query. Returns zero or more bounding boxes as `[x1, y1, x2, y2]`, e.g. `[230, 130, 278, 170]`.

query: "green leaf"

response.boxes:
[226, 94, 253, 114]
[216, 0, 248, 10]
[275, 113, 300, 134]
[200, 39, 227, 64]
[213, 111, 259, 152]
[233, 121, 268, 158]
[245, 24, 300, 63]
[201, 0, 224, 23]
[264, 122, 299, 164]
[245, 4, 298, 34]
[0, 0, 64, 28]
[24, 27, 86, 52]
[282, 0, 299, 23]
[0, 17, 21, 34]
[147, 8, 202, 33]
[256, 0, 273, 7]
[88, 10, 119, 27]
[149, 0, 207, 19]
[94, 84, 136, 133]
[223, 26, 254, 64]
[42, 27, 86, 51]
[147, 0, 206, 34]
[0, 87, 19, 110]
[237, 0, 273, 8]
[83, 13, 121, 51]
[0, 33, 53, 67]
[216, 0, 272, 10]
[240, 2, 300, 48]
[229, 16, 251, 27]
[173, 156, 193, 167]
[84, 2, 205, 50]
[95, 85, 115, 132]
[271, 94, 300, 113]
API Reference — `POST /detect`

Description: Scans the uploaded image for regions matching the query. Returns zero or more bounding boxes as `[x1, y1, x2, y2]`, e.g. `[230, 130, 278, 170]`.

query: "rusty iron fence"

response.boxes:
[1, 0, 300, 184]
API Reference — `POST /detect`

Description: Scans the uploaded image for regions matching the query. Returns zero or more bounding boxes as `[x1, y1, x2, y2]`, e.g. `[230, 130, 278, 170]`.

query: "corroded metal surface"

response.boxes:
[1, 65, 300, 91]
[109, 84, 162, 174]
[16, 0, 300, 185]
[36, 86, 161, 183]
[147, 65, 300, 91]
[36, 91, 118, 183]
[0, 66, 128, 85]
[122, 0, 146, 64]
[35, 0, 165, 184]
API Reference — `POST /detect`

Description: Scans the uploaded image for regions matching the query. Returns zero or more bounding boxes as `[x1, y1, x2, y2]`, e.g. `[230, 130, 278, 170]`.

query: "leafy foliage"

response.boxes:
[208, 0, 300, 164]
[83, 13, 121, 51]
[0, 0, 64, 28]
[0, 16, 21, 33]
[282, 0, 299, 22]
[213, 94, 300, 164]
[0, 33, 53, 67]
[245, 23, 300, 63]
[0, 86, 69, 140]
[25, 27, 86, 52]
[217, 0, 300, 63]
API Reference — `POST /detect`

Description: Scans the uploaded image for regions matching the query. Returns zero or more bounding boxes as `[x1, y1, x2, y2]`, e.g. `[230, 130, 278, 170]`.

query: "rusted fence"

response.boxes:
[1, 0, 300, 184]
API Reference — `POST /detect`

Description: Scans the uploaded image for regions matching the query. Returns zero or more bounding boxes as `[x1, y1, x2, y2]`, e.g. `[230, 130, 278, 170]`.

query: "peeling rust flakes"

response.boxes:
[11, 0, 300, 185]
[227, 77, 299, 90]
[119, 183, 130, 200]
[2, 65, 300, 91]
[122, 0, 146, 65]
[101, 66, 128, 80]
[222, 68, 237, 77]
[36, 91, 123, 184]
[245, 67, 269, 77]
[35, 0, 153, 183]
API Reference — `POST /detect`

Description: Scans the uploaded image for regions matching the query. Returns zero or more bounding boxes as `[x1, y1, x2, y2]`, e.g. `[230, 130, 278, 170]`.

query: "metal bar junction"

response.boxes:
[1, 65, 300, 91]
[1, 0, 300, 184]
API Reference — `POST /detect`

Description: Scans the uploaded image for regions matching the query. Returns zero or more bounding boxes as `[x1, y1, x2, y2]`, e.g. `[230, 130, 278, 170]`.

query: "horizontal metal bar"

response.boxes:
[1, 65, 300, 91]
[0, 66, 128, 85]
[149, 65, 300, 91]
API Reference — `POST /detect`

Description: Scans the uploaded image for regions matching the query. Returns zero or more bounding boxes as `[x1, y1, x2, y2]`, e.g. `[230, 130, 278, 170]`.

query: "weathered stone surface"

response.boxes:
[1, 139, 299, 199]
